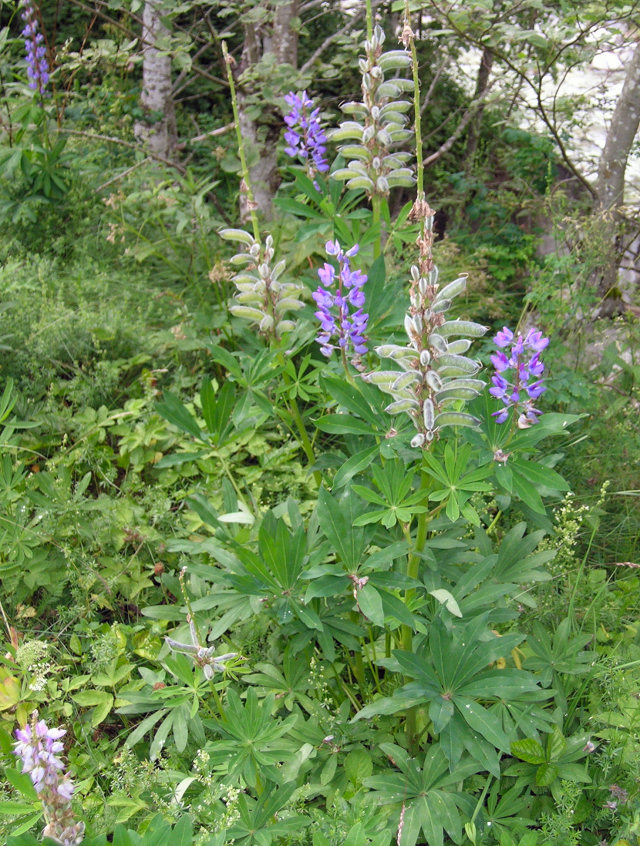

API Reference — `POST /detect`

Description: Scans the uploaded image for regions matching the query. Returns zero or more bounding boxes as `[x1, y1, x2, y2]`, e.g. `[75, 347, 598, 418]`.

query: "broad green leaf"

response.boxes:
[511, 737, 546, 764]
[456, 698, 511, 752]
[429, 589, 462, 618]
[317, 487, 366, 571]
[333, 445, 378, 489]
[315, 414, 375, 435]
[535, 762, 558, 786]
[357, 584, 385, 626]
[156, 392, 202, 440]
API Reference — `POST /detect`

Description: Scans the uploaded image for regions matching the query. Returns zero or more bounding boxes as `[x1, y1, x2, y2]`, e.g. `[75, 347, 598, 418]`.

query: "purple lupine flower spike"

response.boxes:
[14, 711, 85, 845]
[312, 240, 369, 364]
[490, 326, 549, 426]
[283, 91, 329, 181]
[21, 0, 49, 99]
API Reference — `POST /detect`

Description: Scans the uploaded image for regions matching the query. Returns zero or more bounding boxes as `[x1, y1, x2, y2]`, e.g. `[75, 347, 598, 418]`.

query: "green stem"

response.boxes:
[486, 508, 502, 536]
[207, 679, 225, 719]
[222, 41, 260, 244]
[402, 467, 431, 752]
[372, 195, 382, 260]
[275, 349, 321, 486]
[340, 348, 357, 385]
[406, 3, 424, 198]
[365, 0, 374, 39]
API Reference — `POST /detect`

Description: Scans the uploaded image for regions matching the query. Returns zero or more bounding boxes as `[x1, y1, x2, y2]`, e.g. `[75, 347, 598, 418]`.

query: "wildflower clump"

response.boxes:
[330, 24, 415, 198]
[21, 0, 49, 98]
[283, 90, 329, 181]
[219, 228, 305, 341]
[364, 197, 487, 447]
[313, 240, 369, 364]
[490, 326, 549, 426]
[14, 712, 84, 845]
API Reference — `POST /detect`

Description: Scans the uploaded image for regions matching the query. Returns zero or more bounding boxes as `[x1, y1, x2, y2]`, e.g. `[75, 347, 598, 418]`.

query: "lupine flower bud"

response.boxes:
[489, 326, 549, 426]
[313, 240, 369, 363]
[14, 712, 84, 845]
[20, 0, 49, 98]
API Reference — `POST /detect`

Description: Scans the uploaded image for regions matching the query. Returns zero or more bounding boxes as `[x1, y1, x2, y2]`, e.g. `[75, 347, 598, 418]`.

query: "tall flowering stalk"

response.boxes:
[14, 712, 84, 845]
[313, 240, 369, 367]
[490, 326, 549, 426]
[20, 0, 49, 99]
[283, 91, 329, 183]
[219, 228, 305, 342]
[330, 24, 415, 200]
[364, 197, 487, 448]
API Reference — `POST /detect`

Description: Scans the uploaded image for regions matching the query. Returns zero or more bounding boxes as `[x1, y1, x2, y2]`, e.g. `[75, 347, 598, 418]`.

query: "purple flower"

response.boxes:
[14, 712, 84, 845]
[283, 91, 329, 179]
[313, 240, 369, 361]
[21, 1, 49, 98]
[490, 326, 549, 426]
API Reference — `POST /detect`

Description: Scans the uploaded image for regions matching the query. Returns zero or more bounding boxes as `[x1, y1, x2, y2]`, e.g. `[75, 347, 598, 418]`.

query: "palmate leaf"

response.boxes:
[156, 391, 203, 441]
[364, 745, 475, 846]
[317, 487, 369, 571]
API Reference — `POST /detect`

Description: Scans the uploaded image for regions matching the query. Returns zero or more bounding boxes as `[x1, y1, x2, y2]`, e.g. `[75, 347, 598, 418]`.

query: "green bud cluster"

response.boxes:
[363, 206, 487, 448]
[329, 25, 415, 198]
[219, 228, 305, 341]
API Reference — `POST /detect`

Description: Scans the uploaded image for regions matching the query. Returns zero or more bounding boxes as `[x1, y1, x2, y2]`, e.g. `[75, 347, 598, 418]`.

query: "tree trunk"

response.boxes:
[236, 1, 299, 221]
[465, 46, 494, 165]
[593, 37, 640, 309]
[595, 38, 640, 213]
[134, 1, 178, 160]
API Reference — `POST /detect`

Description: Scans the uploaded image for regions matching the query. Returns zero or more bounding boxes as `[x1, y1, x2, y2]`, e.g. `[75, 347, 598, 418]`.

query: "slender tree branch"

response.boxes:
[300, 9, 366, 74]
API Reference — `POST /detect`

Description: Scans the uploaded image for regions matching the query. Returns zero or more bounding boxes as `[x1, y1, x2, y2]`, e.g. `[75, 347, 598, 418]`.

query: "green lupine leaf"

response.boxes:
[156, 392, 203, 440]
[357, 583, 385, 626]
[456, 698, 511, 752]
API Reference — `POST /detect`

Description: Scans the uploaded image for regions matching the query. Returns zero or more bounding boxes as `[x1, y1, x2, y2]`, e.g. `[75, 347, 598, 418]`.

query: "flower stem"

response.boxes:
[222, 41, 260, 244]
[405, 2, 424, 198]
[402, 467, 431, 752]
[372, 194, 382, 260]
[275, 349, 321, 486]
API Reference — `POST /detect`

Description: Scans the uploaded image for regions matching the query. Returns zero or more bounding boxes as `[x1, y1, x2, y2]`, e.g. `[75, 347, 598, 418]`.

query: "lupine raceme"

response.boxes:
[219, 228, 305, 342]
[313, 240, 369, 364]
[330, 24, 415, 198]
[14, 712, 84, 845]
[21, 0, 49, 98]
[490, 326, 549, 426]
[363, 197, 487, 447]
[283, 90, 329, 182]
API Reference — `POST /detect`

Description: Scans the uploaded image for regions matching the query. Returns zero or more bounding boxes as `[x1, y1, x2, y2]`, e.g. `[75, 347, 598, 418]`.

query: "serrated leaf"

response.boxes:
[510, 737, 546, 764]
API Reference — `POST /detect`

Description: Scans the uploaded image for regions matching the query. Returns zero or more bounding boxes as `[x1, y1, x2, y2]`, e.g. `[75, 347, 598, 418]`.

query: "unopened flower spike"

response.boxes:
[14, 711, 85, 845]
[283, 90, 329, 183]
[490, 326, 549, 427]
[312, 239, 369, 366]
[364, 194, 487, 447]
[330, 24, 415, 198]
[218, 228, 305, 341]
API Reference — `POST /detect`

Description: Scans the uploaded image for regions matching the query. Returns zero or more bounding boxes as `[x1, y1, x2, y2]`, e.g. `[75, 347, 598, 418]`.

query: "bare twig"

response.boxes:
[190, 122, 235, 143]
[300, 9, 366, 74]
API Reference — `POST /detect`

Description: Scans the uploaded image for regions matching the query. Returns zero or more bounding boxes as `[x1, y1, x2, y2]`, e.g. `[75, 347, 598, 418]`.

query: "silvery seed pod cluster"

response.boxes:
[329, 24, 415, 198]
[219, 228, 305, 341]
[363, 200, 487, 448]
